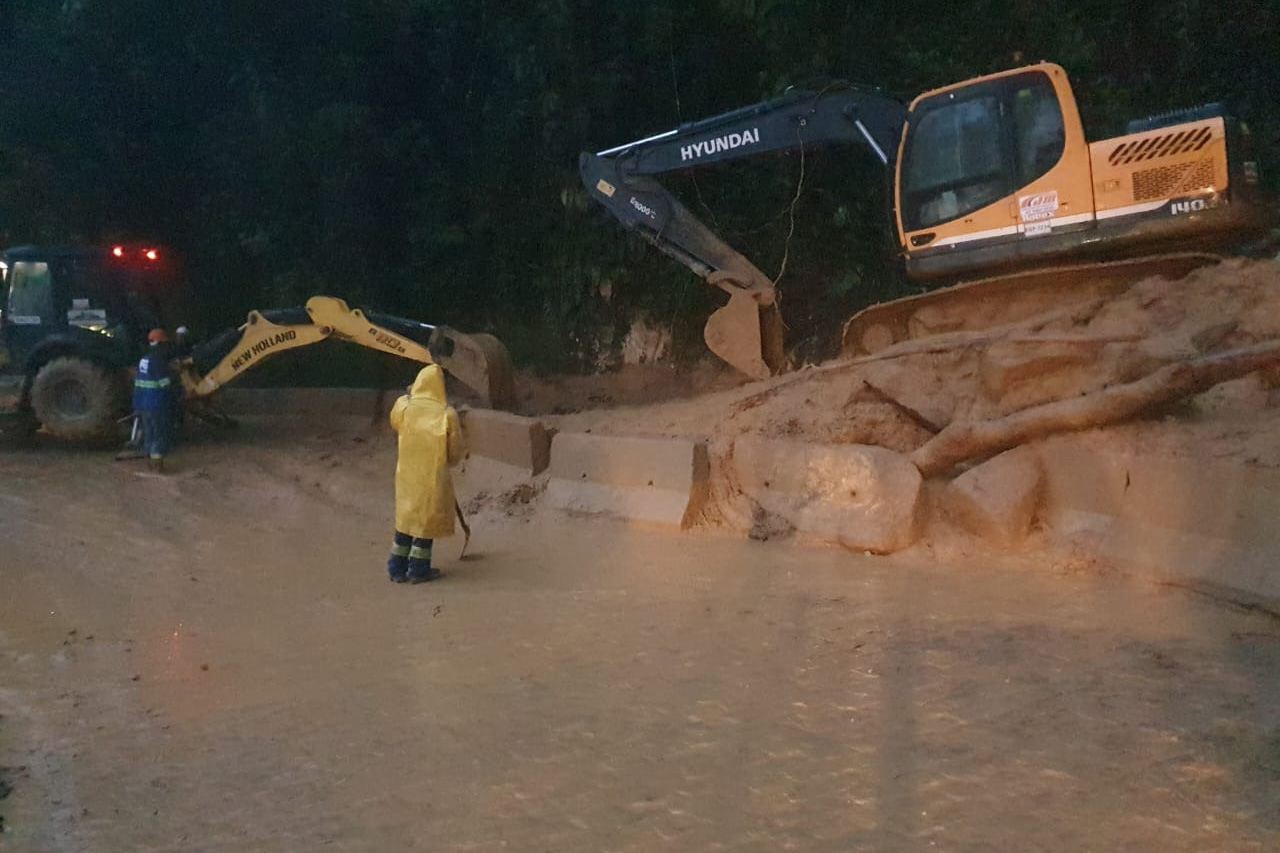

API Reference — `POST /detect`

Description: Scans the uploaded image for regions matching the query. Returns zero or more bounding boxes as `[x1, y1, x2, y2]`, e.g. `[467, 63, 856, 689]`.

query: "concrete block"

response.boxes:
[944, 446, 1043, 548]
[546, 432, 710, 529]
[732, 437, 923, 553]
[460, 409, 551, 474]
[1036, 438, 1280, 613]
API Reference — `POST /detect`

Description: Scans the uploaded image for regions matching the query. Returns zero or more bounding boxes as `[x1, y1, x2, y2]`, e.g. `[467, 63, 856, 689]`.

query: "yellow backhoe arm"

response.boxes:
[179, 296, 516, 408]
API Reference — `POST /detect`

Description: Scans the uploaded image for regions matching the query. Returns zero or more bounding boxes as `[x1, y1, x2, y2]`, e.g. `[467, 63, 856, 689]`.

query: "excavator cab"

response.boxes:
[897, 67, 1081, 266]
[896, 63, 1265, 281]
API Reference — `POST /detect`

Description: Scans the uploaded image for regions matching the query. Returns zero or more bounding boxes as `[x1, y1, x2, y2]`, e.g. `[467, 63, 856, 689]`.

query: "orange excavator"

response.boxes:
[580, 62, 1271, 378]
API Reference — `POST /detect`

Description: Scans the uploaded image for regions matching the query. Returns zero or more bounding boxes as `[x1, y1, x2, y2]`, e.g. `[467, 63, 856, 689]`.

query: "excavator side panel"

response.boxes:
[1090, 117, 1231, 227]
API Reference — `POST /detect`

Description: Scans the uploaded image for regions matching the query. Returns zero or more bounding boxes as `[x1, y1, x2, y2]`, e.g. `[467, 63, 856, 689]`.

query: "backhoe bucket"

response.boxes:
[433, 329, 518, 410]
[703, 292, 786, 381]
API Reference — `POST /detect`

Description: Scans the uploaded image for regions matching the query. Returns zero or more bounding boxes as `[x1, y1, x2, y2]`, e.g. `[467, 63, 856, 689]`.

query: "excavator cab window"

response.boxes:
[2, 261, 57, 362]
[901, 71, 1065, 232]
[1010, 77, 1065, 186]
[6, 261, 54, 325]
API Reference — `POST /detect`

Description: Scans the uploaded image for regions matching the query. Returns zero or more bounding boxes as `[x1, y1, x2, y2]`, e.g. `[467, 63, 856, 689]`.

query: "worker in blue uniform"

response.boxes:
[134, 328, 176, 472]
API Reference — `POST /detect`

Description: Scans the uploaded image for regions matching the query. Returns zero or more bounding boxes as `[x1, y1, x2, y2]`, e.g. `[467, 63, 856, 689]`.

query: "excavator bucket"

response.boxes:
[703, 292, 787, 381]
[432, 329, 518, 410]
[306, 297, 517, 409]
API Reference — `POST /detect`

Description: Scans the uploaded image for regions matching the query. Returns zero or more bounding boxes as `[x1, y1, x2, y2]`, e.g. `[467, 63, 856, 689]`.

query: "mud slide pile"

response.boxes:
[468, 257, 1280, 609]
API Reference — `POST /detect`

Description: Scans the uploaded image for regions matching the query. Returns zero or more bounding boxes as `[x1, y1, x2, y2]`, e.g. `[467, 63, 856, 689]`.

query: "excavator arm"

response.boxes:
[180, 296, 516, 409]
[580, 85, 906, 378]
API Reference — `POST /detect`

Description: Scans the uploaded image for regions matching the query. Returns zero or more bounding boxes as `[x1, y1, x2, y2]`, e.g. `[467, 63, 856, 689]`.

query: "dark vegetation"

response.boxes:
[2, 0, 1277, 372]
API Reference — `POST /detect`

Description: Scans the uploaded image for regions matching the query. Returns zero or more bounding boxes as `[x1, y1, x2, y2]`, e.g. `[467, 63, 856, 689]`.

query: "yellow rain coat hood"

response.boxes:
[390, 365, 465, 539]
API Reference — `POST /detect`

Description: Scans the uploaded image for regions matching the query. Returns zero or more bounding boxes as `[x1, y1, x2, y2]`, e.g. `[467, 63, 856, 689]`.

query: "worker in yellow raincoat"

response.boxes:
[386, 364, 465, 583]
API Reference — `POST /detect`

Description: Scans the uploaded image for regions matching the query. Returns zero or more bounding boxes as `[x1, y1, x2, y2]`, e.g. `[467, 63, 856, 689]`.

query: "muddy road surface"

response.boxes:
[2, 417, 1278, 852]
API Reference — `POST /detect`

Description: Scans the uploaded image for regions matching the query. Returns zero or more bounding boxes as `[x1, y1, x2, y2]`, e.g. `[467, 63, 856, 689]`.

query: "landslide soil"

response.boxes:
[520, 258, 1280, 470]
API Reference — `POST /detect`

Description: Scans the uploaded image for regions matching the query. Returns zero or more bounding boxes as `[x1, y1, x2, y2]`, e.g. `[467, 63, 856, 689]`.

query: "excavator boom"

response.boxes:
[581, 85, 906, 378]
[183, 297, 515, 409]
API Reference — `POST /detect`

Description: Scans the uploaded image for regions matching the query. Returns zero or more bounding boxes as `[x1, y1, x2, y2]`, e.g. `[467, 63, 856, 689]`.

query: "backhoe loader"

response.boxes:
[0, 244, 515, 441]
[580, 62, 1271, 379]
[179, 295, 514, 407]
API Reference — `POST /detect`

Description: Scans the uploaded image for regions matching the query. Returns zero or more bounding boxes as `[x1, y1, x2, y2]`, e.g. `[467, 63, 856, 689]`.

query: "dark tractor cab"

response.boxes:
[0, 244, 190, 441]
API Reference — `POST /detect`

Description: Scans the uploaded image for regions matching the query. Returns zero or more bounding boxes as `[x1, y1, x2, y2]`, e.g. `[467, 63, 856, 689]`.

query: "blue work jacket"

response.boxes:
[133, 346, 174, 411]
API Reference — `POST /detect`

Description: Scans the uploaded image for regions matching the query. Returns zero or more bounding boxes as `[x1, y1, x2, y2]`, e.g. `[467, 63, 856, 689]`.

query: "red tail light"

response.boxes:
[112, 246, 124, 257]
[144, 249, 158, 261]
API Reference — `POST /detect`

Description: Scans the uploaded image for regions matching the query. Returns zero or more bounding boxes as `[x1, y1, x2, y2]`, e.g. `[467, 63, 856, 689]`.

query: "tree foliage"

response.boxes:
[1, 0, 1276, 370]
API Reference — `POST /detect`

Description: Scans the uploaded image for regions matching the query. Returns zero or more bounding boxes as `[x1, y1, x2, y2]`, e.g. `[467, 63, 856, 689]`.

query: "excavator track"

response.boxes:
[840, 252, 1225, 356]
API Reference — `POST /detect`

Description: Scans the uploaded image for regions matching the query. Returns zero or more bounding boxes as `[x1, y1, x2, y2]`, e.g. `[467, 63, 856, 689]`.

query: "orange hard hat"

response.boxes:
[148, 328, 169, 344]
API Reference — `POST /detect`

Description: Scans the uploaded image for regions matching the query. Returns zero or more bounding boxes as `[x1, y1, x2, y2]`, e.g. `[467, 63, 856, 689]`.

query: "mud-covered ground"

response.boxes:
[1, 415, 1278, 852]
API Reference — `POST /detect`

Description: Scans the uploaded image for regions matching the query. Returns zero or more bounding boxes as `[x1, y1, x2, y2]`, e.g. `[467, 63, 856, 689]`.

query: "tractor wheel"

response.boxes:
[29, 356, 127, 442]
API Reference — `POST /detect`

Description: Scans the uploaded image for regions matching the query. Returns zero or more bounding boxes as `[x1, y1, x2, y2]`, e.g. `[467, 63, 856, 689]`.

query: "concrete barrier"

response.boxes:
[459, 409, 551, 474]
[733, 436, 923, 553]
[546, 432, 710, 529]
[455, 455, 540, 506]
[1035, 437, 1280, 611]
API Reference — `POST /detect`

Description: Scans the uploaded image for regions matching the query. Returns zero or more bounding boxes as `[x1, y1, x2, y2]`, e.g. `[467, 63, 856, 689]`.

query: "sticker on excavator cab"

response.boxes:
[596, 179, 616, 198]
[1023, 221, 1052, 237]
[1018, 190, 1059, 222]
